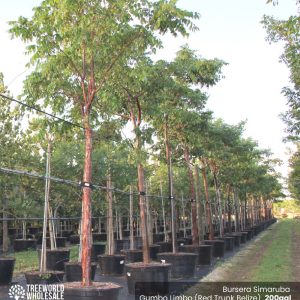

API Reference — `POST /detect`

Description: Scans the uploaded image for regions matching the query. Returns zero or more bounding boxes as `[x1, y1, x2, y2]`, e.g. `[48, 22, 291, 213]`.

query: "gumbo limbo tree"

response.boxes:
[10, 0, 199, 285]
[158, 47, 224, 245]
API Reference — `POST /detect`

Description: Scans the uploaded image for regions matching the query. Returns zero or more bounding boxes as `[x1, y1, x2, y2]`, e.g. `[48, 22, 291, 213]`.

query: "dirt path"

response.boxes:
[201, 219, 300, 282]
[200, 224, 277, 282]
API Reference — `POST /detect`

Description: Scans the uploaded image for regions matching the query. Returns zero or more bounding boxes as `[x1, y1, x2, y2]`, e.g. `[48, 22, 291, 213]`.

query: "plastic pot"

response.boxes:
[13, 239, 37, 251]
[97, 254, 125, 276]
[125, 262, 171, 295]
[115, 239, 130, 253]
[38, 249, 70, 271]
[91, 243, 106, 262]
[121, 249, 143, 263]
[226, 234, 241, 247]
[204, 240, 225, 258]
[56, 237, 67, 248]
[25, 271, 64, 284]
[222, 237, 235, 251]
[134, 236, 143, 249]
[157, 252, 197, 278]
[156, 241, 173, 253]
[64, 282, 122, 300]
[241, 232, 248, 243]
[69, 235, 80, 244]
[179, 244, 213, 265]
[64, 262, 97, 282]
[153, 233, 164, 243]
[149, 244, 160, 260]
[0, 258, 15, 285]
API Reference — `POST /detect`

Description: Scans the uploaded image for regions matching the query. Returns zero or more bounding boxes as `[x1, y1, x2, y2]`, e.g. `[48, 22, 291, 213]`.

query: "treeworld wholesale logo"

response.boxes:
[8, 284, 64, 300]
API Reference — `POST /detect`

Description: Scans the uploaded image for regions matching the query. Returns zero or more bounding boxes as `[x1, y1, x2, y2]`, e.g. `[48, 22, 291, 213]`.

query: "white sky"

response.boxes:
[0, 0, 298, 186]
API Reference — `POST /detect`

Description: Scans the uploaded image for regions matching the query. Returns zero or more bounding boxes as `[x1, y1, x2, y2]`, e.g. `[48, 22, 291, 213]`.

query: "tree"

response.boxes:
[288, 143, 300, 199]
[10, 0, 199, 285]
[262, 4, 300, 141]
[150, 46, 225, 246]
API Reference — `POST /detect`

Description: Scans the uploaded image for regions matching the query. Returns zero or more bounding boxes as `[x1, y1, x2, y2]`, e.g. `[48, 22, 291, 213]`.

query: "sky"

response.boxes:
[0, 0, 298, 188]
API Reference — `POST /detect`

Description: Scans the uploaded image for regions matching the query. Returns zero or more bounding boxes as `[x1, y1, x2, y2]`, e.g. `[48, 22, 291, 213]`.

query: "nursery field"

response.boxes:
[8, 219, 299, 282]
[1, 0, 300, 299]
[200, 219, 300, 282]
[1, 219, 299, 300]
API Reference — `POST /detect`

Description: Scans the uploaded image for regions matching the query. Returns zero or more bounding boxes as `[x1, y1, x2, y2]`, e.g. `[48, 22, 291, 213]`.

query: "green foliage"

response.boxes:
[288, 143, 300, 199]
[262, 8, 300, 141]
[273, 199, 300, 214]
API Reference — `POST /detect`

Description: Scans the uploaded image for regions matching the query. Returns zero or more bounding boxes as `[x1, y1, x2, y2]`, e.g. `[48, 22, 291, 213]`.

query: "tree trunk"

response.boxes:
[201, 167, 214, 240]
[118, 210, 123, 241]
[145, 183, 153, 245]
[212, 171, 224, 238]
[40, 140, 51, 273]
[107, 173, 114, 255]
[48, 206, 56, 250]
[227, 185, 232, 234]
[138, 162, 150, 263]
[81, 120, 92, 286]
[181, 192, 186, 238]
[233, 188, 240, 232]
[129, 186, 134, 250]
[160, 183, 167, 242]
[183, 147, 199, 245]
[194, 166, 204, 244]
[3, 186, 8, 253]
[244, 197, 248, 228]
[22, 221, 26, 240]
[164, 116, 176, 253]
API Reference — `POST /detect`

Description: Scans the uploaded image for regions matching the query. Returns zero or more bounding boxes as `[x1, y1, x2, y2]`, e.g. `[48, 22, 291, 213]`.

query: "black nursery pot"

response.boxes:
[38, 249, 70, 271]
[241, 232, 248, 243]
[138, 244, 160, 260]
[222, 237, 235, 251]
[178, 244, 213, 265]
[122, 230, 130, 238]
[97, 254, 125, 276]
[64, 282, 122, 300]
[69, 235, 80, 244]
[0, 258, 15, 285]
[55, 237, 67, 248]
[153, 233, 165, 243]
[204, 240, 225, 258]
[121, 249, 143, 263]
[28, 227, 40, 235]
[176, 238, 186, 247]
[25, 271, 64, 284]
[64, 262, 97, 282]
[243, 229, 254, 240]
[134, 236, 143, 249]
[226, 234, 241, 247]
[91, 243, 106, 262]
[149, 244, 160, 260]
[157, 252, 197, 278]
[125, 262, 171, 296]
[156, 241, 173, 253]
[14, 239, 37, 251]
[115, 239, 130, 253]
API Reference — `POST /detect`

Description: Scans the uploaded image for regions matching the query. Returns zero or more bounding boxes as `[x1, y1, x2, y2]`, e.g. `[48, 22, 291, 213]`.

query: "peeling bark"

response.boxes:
[81, 120, 92, 286]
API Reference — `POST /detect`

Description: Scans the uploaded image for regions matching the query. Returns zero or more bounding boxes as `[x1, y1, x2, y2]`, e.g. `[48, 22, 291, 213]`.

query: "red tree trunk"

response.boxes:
[81, 120, 92, 286]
